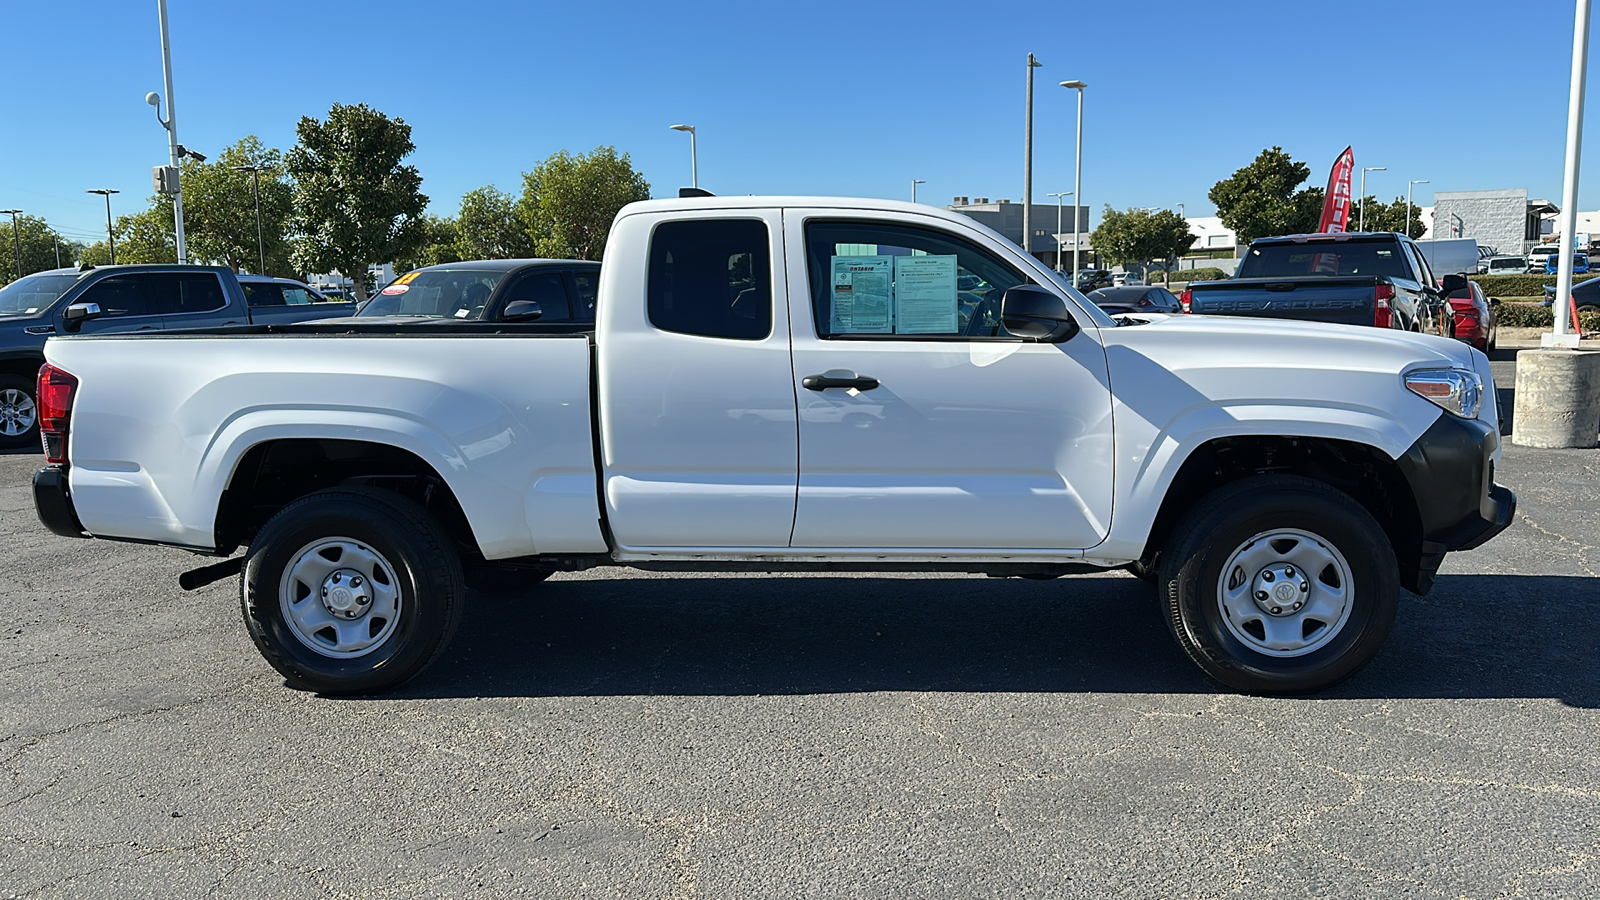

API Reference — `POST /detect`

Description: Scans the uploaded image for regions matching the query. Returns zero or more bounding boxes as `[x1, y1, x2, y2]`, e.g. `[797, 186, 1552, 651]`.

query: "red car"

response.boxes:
[1446, 281, 1497, 351]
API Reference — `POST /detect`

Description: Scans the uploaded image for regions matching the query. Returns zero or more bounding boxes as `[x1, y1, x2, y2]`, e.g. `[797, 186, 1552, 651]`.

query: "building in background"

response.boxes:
[1429, 189, 1557, 256]
[947, 197, 1091, 266]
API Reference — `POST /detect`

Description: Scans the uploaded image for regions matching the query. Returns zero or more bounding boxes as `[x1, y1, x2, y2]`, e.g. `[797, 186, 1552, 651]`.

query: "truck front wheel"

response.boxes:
[1156, 475, 1399, 694]
[240, 488, 465, 695]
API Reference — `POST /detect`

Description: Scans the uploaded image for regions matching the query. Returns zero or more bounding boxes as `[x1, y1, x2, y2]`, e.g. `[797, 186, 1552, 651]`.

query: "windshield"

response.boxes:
[1239, 241, 1410, 279]
[0, 273, 78, 317]
[356, 269, 508, 319]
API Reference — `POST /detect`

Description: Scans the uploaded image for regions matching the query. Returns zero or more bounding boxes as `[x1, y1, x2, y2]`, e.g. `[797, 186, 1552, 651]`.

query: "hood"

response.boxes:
[1105, 312, 1475, 372]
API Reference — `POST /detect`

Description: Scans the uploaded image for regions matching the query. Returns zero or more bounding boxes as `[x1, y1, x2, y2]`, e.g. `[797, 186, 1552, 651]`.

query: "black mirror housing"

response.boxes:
[1439, 273, 1468, 294]
[1000, 285, 1080, 342]
[501, 300, 544, 322]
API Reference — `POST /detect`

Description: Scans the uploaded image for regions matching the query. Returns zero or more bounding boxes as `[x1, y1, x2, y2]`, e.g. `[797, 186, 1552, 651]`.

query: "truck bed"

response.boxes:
[1186, 276, 1382, 327]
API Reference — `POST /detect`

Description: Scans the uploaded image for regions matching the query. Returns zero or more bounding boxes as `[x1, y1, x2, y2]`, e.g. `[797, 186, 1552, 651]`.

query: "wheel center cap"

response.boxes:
[1251, 564, 1310, 616]
[320, 569, 372, 619]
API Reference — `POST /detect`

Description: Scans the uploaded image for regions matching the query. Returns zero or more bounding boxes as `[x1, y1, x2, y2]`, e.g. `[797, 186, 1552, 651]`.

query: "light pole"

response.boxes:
[233, 164, 267, 274]
[87, 190, 119, 264]
[148, 0, 187, 263]
[1359, 166, 1386, 231]
[1046, 191, 1073, 271]
[669, 124, 697, 189]
[1549, 0, 1592, 347]
[1406, 179, 1429, 239]
[911, 179, 925, 203]
[1023, 53, 1043, 259]
[1177, 202, 1185, 218]
[0, 209, 21, 279]
[1061, 80, 1087, 277]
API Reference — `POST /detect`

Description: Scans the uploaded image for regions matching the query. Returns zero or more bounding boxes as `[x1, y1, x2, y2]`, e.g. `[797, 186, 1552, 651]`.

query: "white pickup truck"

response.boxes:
[31, 197, 1514, 696]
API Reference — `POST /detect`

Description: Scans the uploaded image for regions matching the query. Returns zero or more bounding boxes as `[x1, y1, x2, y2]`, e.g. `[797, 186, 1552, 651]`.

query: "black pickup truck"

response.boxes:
[1186, 233, 1461, 337]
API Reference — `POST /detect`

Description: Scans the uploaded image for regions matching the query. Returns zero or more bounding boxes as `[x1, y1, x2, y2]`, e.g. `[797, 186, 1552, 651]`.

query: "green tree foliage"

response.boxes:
[79, 203, 178, 267]
[1208, 147, 1326, 244]
[1351, 195, 1426, 238]
[455, 186, 533, 260]
[0, 215, 79, 283]
[1090, 206, 1197, 273]
[394, 215, 462, 272]
[517, 147, 650, 260]
[181, 136, 295, 275]
[287, 103, 428, 300]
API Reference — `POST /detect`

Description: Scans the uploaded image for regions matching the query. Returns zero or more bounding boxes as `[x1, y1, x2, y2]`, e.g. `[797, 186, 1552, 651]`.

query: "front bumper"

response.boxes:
[1395, 413, 1516, 594]
[33, 465, 87, 538]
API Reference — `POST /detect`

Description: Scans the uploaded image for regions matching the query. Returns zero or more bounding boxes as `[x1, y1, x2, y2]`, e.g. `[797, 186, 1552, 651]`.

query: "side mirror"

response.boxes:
[1439, 273, 1468, 294]
[1000, 285, 1081, 342]
[1489, 297, 1501, 306]
[61, 302, 102, 332]
[501, 299, 544, 322]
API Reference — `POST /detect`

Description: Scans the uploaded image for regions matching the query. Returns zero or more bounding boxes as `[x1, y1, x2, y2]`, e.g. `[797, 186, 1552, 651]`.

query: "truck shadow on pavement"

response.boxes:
[397, 572, 1599, 707]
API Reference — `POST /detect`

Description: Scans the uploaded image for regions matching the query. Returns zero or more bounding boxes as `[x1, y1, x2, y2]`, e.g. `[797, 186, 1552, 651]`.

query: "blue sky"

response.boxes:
[4, 0, 1597, 245]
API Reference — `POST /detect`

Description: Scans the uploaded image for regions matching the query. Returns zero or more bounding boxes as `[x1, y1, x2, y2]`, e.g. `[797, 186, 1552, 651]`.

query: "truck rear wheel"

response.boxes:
[1156, 475, 1399, 694]
[240, 488, 465, 694]
[0, 375, 38, 450]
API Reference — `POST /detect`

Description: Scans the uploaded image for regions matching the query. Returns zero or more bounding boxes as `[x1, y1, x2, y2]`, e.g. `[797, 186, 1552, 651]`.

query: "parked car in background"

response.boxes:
[355, 259, 601, 323]
[1481, 256, 1526, 276]
[1087, 286, 1183, 315]
[1111, 271, 1144, 287]
[237, 275, 339, 312]
[1075, 269, 1113, 291]
[1527, 245, 1560, 272]
[1542, 276, 1600, 314]
[1414, 238, 1479, 277]
[1544, 252, 1589, 275]
[1445, 281, 1497, 352]
[0, 265, 355, 449]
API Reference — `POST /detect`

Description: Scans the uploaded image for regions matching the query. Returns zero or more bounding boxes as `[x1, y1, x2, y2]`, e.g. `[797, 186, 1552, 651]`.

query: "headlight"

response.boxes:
[1405, 368, 1483, 418]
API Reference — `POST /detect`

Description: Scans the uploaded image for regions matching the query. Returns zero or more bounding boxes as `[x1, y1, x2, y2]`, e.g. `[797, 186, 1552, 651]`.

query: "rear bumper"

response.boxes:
[1395, 413, 1516, 594]
[33, 465, 87, 538]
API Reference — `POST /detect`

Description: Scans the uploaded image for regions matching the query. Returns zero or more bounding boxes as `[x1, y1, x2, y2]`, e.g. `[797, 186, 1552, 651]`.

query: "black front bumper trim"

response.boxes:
[1396, 414, 1517, 594]
[33, 466, 88, 538]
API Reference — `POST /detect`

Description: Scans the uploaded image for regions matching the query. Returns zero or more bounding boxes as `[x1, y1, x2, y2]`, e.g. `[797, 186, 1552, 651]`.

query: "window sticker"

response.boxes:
[892, 254, 958, 334]
[393, 271, 420, 286]
[380, 284, 409, 296]
[829, 256, 893, 333]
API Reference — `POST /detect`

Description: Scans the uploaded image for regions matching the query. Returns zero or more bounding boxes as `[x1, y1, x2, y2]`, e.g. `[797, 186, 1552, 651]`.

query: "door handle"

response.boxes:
[802, 371, 880, 391]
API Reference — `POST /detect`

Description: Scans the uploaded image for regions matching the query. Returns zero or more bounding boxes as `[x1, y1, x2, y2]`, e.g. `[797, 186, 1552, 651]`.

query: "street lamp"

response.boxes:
[86, 190, 120, 264]
[1177, 202, 1185, 218]
[1061, 80, 1087, 277]
[0, 209, 21, 279]
[1023, 53, 1043, 258]
[148, 0, 188, 263]
[1359, 166, 1386, 231]
[1046, 192, 1074, 271]
[669, 124, 697, 189]
[1406, 179, 1430, 238]
[911, 179, 925, 203]
[233, 164, 267, 274]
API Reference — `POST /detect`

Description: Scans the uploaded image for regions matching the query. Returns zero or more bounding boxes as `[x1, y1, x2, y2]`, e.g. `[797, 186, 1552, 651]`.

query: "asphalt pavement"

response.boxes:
[1, 349, 1597, 898]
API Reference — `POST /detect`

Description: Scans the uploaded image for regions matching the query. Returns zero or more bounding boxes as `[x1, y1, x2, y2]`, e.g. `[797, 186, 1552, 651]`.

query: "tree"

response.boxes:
[1208, 147, 1326, 244]
[79, 203, 178, 267]
[454, 186, 533, 260]
[1352, 195, 1426, 238]
[516, 146, 650, 260]
[181, 136, 295, 275]
[1090, 206, 1197, 277]
[0, 214, 79, 283]
[287, 103, 428, 300]
[394, 215, 461, 272]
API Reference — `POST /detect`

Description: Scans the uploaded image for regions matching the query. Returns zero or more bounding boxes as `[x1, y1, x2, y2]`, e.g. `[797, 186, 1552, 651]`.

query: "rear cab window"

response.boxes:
[647, 220, 771, 340]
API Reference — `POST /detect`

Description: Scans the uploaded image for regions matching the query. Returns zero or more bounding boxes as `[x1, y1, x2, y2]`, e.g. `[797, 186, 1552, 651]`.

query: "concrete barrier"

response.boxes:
[1511, 349, 1600, 448]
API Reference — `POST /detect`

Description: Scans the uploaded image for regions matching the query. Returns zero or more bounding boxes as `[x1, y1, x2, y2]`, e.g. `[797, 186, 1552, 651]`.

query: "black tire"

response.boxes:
[0, 374, 39, 451]
[240, 487, 465, 694]
[1155, 475, 1399, 694]
[466, 567, 554, 593]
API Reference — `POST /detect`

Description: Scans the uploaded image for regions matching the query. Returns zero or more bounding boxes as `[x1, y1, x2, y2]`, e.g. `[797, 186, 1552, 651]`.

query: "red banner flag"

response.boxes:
[1317, 146, 1355, 233]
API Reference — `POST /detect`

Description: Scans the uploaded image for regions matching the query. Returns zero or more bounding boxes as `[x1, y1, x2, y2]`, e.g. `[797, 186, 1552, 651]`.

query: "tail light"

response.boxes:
[37, 364, 78, 465]
[1374, 283, 1394, 328]
[1180, 289, 1192, 313]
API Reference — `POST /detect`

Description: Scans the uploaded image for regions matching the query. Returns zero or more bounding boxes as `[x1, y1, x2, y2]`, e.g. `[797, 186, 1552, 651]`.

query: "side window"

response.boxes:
[804, 220, 1027, 339]
[1409, 243, 1438, 288]
[569, 271, 598, 321]
[76, 276, 155, 318]
[164, 273, 228, 314]
[243, 282, 285, 307]
[281, 286, 316, 306]
[506, 272, 571, 321]
[1398, 242, 1428, 287]
[648, 219, 771, 340]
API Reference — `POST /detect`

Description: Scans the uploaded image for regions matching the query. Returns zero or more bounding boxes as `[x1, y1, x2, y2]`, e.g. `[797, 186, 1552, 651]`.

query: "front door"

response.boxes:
[784, 211, 1115, 552]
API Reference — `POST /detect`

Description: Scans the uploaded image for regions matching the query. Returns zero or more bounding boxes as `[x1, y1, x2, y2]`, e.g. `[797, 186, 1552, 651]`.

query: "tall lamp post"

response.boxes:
[1061, 80, 1087, 277]
[911, 179, 925, 203]
[669, 124, 697, 189]
[1046, 191, 1074, 271]
[1023, 53, 1043, 258]
[0, 209, 21, 279]
[1359, 166, 1386, 231]
[87, 190, 120, 264]
[1406, 179, 1429, 239]
[233, 164, 267, 274]
[148, 0, 187, 263]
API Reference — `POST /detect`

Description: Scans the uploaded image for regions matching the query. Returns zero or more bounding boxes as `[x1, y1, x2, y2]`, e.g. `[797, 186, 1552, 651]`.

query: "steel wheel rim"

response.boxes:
[0, 388, 35, 437]
[278, 538, 402, 659]
[1215, 528, 1355, 658]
